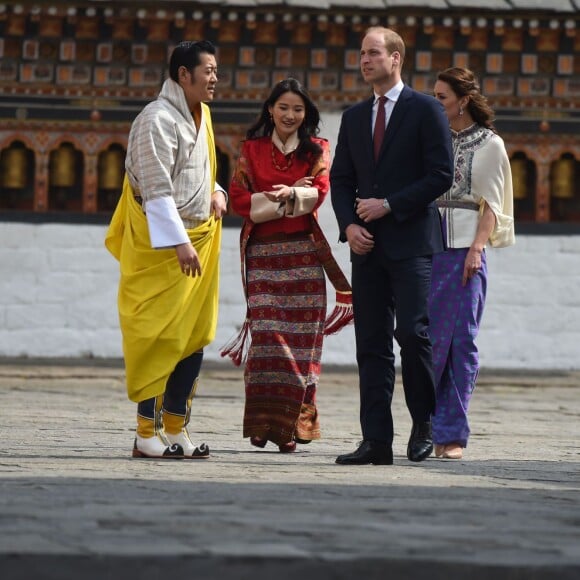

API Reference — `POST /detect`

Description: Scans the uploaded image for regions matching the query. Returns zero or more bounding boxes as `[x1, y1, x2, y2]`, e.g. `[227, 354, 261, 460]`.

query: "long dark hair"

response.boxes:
[437, 67, 496, 132]
[246, 78, 322, 161]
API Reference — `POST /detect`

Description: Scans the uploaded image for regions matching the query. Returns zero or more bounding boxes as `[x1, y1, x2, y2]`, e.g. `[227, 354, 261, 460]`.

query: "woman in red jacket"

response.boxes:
[222, 78, 352, 453]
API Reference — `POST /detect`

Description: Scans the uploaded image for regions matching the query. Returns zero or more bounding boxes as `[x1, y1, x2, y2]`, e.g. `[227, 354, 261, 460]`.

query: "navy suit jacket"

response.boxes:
[330, 85, 454, 263]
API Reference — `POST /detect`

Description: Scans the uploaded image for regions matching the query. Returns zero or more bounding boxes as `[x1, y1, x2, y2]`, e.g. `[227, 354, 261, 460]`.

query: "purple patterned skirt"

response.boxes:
[428, 247, 487, 447]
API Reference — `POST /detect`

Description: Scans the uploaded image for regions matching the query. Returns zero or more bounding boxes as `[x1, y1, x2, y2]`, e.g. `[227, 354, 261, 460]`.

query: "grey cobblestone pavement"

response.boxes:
[0, 361, 579, 580]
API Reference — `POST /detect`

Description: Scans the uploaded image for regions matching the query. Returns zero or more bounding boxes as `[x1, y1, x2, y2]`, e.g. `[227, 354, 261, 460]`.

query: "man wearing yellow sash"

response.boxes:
[105, 41, 226, 459]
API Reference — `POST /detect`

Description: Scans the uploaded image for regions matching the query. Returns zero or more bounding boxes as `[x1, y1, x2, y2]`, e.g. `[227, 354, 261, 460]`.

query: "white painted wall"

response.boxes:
[1, 112, 578, 370]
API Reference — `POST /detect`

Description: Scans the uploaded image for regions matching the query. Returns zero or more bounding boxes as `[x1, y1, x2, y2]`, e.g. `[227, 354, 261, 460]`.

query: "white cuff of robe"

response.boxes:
[144, 196, 190, 249]
[214, 182, 228, 203]
[285, 186, 318, 217]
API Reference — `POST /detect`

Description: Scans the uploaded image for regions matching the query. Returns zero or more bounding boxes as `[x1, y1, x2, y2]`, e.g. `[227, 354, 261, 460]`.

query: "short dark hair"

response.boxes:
[365, 27, 406, 67]
[169, 41, 216, 81]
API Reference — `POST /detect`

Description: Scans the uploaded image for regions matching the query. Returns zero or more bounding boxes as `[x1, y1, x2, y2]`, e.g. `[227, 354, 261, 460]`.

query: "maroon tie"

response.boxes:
[373, 96, 387, 161]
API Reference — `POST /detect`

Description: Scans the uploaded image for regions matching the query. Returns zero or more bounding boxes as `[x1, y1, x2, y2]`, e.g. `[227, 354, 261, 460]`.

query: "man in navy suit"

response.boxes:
[330, 27, 453, 465]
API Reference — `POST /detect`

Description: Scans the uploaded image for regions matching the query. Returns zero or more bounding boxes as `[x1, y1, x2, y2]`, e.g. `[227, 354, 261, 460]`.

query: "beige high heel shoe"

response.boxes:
[434, 444, 445, 458]
[441, 443, 463, 459]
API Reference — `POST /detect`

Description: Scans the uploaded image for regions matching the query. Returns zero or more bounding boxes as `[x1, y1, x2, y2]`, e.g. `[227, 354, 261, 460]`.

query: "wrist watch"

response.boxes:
[382, 198, 391, 212]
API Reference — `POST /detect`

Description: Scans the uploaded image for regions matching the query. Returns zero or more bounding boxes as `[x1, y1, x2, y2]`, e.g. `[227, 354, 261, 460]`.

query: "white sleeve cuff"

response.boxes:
[213, 183, 228, 204]
[285, 187, 318, 217]
[250, 192, 285, 223]
[144, 196, 190, 248]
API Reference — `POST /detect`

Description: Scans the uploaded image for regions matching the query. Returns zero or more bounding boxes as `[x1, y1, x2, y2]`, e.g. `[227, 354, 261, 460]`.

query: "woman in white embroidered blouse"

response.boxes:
[429, 67, 515, 460]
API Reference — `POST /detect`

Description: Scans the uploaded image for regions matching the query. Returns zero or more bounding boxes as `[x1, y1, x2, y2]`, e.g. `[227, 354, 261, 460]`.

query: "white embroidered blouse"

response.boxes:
[438, 124, 515, 249]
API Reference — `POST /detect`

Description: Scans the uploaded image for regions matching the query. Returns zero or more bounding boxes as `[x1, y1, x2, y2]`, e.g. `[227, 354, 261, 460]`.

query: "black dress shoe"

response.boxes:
[407, 421, 433, 462]
[336, 440, 393, 465]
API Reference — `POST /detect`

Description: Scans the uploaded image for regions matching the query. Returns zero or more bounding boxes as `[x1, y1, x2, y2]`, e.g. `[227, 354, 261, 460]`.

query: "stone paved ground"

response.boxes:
[0, 362, 579, 579]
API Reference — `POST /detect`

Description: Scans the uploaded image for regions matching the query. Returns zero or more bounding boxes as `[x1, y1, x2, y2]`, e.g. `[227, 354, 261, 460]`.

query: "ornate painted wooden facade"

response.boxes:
[0, 0, 578, 226]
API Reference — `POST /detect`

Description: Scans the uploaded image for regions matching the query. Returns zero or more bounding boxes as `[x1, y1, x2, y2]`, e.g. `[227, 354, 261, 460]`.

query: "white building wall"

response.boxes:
[0, 112, 578, 370]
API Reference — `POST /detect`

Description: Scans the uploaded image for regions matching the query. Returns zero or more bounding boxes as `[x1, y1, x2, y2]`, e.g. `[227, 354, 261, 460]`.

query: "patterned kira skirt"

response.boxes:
[243, 234, 326, 446]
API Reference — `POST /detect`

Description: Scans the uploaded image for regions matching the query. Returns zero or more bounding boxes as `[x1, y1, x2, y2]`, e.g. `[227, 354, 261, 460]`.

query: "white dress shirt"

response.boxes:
[372, 80, 404, 133]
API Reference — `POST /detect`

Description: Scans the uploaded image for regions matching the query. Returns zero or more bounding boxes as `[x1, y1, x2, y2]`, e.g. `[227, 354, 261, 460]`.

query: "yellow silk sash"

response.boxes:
[105, 104, 221, 402]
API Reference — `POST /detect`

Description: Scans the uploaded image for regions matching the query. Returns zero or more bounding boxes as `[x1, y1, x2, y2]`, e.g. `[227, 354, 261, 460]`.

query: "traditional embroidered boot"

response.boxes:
[163, 352, 210, 459]
[133, 395, 184, 459]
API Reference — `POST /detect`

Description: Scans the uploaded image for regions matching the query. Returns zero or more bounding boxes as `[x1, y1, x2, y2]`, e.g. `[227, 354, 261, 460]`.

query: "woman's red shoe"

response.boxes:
[278, 441, 297, 453]
[250, 436, 267, 448]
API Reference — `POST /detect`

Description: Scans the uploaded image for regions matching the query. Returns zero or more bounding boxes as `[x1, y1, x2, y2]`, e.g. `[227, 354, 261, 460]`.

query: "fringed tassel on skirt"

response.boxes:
[220, 317, 251, 366]
[324, 291, 354, 336]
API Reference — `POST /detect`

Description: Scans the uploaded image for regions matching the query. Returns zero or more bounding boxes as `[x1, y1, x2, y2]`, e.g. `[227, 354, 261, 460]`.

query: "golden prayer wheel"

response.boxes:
[1, 146, 28, 189]
[510, 157, 528, 200]
[551, 158, 575, 199]
[98, 148, 124, 191]
[49, 144, 76, 188]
